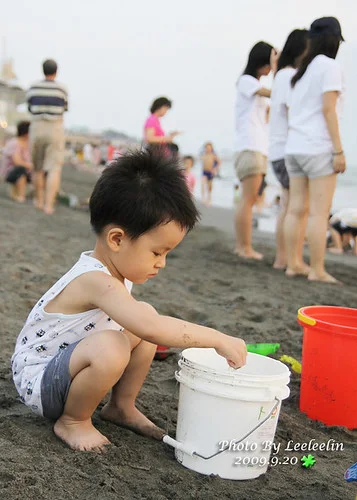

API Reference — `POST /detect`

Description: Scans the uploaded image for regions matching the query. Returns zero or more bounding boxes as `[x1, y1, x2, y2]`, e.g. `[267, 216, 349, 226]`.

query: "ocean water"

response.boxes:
[192, 160, 357, 233]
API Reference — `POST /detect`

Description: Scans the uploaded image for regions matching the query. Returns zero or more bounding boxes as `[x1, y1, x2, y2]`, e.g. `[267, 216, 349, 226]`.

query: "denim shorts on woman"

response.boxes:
[285, 153, 334, 179]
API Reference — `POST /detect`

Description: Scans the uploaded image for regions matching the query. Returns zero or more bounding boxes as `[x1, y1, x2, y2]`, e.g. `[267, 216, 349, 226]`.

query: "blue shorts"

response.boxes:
[202, 170, 214, 181]
[40, 340, 81, 420]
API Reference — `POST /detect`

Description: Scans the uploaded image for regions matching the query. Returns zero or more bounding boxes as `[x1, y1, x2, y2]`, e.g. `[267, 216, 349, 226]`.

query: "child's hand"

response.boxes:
[215, 335, 247, 369]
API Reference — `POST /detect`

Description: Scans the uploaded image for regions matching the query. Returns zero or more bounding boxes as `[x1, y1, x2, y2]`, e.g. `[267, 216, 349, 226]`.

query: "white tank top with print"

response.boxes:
[11, 251, 132, 416]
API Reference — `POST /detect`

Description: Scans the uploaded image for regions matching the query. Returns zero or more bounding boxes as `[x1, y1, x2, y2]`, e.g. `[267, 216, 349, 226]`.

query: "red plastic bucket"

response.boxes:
[298, 306, 357, 429]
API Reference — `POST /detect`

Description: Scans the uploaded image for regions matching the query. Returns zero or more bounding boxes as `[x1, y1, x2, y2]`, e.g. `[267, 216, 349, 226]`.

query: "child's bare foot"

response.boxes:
[234, 248, 263, 260]
[308, 270, 342, 284]
[100, 403, 165, 441]
[54, 416, 111, 451]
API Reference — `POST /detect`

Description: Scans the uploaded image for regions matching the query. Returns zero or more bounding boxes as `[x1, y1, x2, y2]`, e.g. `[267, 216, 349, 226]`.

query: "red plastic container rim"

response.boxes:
[298, 306, 357, 337]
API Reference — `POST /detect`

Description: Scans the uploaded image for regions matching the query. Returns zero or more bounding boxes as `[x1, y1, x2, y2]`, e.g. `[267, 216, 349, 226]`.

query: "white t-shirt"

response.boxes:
[269, 67, 296, 161]
[11, 251, 132, 416]
[234, 75, 269, 156]
[286, 55, 345, 155]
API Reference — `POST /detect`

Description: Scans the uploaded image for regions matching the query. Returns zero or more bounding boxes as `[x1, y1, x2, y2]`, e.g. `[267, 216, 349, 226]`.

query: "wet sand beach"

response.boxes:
[0, 166, 356, 500]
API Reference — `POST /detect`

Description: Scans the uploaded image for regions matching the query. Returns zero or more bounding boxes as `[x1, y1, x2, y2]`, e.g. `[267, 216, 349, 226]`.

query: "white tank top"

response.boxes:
[11, 251, 132, 416]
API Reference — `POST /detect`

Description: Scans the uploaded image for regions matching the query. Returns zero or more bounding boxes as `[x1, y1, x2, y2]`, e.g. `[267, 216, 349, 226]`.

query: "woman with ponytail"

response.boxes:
[284, 17, 345, 283]
[269, 29, 308, 271]
[234, 41, 278, 260]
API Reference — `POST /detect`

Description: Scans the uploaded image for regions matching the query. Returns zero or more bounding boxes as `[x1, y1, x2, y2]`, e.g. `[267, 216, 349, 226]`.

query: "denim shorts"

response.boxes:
[40, 340, 81, 420]
[285, 153, 334, 179]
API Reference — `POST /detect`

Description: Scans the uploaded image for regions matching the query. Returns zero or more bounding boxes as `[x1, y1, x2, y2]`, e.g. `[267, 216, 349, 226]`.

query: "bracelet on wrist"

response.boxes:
[332, 151, 344, 156]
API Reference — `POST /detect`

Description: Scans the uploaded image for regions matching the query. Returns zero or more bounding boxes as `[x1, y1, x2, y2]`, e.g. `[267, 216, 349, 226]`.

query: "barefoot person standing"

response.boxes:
[284, 17, 346, 283]
[27, 59, 68, 214]
[269, 29, 309, 271]
[234, 42, 278, 259]
[201, 142, 221, 206]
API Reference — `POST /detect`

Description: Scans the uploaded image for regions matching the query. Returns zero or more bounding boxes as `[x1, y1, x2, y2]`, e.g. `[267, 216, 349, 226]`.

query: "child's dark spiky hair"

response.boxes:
[90, 147, 200, 237]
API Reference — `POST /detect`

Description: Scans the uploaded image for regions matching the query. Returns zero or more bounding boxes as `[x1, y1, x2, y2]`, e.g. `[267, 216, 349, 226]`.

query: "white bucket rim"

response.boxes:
[180, 348, 290, 383]
[177, 348, 290, 402]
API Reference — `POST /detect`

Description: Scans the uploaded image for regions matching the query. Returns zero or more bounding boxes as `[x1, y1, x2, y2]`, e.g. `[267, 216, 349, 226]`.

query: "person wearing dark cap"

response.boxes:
[284, 17, 345, 284]
[27, 59, 68, 214]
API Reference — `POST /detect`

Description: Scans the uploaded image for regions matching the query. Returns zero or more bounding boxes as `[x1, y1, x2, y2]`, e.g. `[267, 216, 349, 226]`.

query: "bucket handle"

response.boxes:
[298, 308, 316, 326]
[163, 397, 281, 461]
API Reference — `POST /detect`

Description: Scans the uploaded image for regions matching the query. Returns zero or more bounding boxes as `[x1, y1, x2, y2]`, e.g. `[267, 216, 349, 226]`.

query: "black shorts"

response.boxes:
[332, 221, 357, 238]
[258, 175, 267, 196]
[272, 159, 289, 190]
[6, 166, 31, 184]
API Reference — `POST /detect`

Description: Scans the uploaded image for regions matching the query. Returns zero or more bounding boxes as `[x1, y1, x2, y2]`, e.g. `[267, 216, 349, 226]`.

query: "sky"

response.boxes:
[2, 0, 357, 162]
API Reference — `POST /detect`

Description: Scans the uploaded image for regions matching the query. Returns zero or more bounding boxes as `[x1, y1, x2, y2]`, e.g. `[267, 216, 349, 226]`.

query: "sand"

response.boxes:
[0, 166, 356, 500]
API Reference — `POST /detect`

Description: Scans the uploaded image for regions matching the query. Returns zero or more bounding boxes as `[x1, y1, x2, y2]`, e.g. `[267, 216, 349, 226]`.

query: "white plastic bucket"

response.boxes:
[163, 348, 290, 480]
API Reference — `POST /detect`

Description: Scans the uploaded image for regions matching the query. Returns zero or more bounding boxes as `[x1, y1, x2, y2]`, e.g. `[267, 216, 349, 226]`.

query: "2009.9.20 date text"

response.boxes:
[234, 456, 299, 467]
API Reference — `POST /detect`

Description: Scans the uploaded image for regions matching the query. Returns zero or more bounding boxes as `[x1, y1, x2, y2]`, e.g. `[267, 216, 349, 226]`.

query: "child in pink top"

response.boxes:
[183, 156, 196, 194]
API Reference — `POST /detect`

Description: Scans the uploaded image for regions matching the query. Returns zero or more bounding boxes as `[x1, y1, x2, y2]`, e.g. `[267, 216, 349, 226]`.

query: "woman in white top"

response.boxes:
[285, 17, 346, 283]
[234, 42, 278, 259]
[269, 29, 308, 271]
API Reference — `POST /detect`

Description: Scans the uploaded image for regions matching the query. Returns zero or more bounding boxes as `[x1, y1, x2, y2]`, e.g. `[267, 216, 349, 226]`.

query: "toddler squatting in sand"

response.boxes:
[11, 149, 247, 451]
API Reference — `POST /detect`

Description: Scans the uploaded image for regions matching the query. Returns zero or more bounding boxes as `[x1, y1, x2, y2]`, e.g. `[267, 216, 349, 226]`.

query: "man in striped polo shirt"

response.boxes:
[27, 59, 68, 214]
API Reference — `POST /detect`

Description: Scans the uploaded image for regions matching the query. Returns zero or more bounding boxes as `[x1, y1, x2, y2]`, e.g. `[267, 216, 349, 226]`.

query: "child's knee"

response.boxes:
[93, 330, 131, 373]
